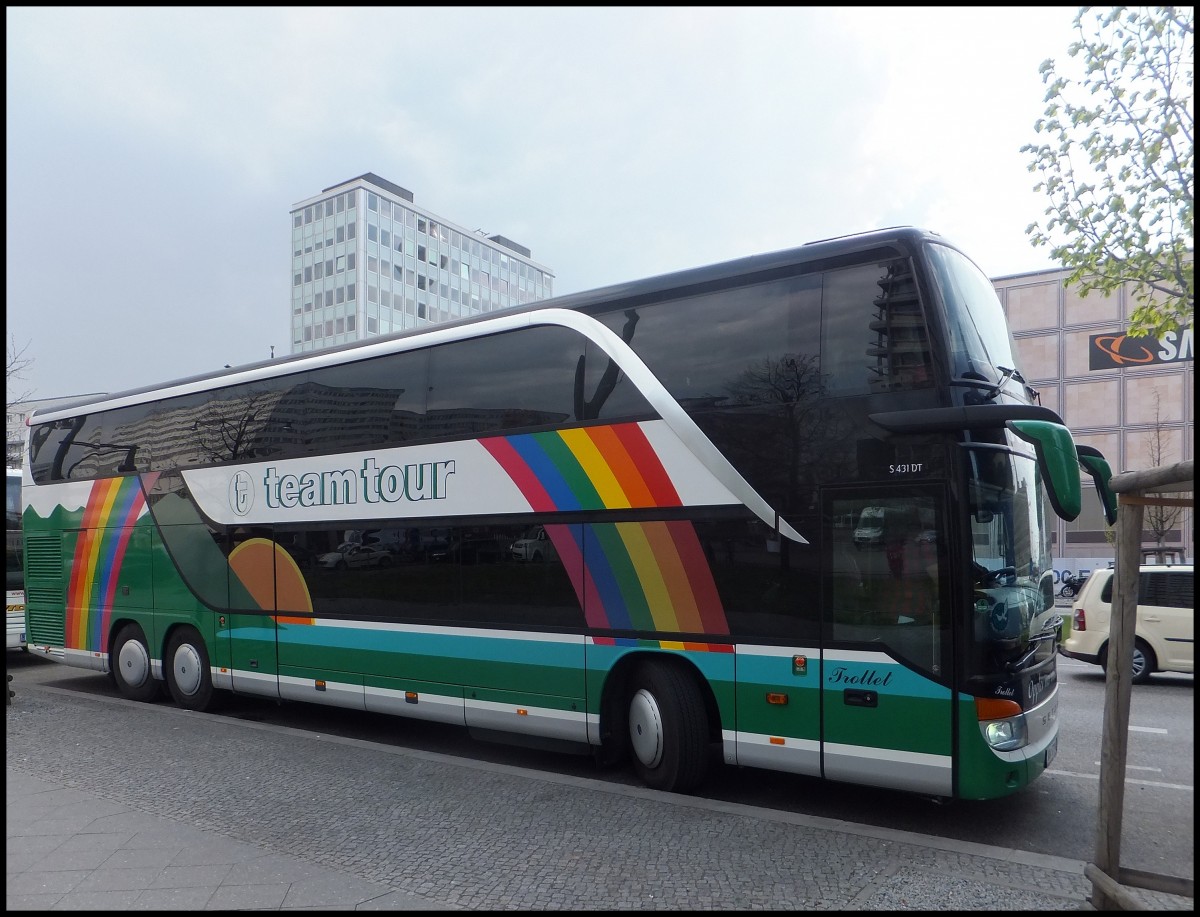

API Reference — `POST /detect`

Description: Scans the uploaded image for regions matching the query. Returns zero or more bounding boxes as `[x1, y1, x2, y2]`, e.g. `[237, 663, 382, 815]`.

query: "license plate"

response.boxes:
[1044, 735, 1058, 768]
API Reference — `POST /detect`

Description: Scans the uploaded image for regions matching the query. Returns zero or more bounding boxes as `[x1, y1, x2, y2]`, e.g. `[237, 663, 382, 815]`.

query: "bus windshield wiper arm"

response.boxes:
[1004, 627, 1058, 673]
[981, 366, 1021, 401]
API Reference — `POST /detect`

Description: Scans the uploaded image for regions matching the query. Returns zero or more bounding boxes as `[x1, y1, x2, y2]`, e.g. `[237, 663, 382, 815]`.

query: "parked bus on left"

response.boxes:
[7, 467, 26, 651]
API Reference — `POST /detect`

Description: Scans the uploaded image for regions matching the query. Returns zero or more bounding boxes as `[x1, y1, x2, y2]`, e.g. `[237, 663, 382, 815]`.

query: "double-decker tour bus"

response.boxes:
[21, 227, 1115, 799]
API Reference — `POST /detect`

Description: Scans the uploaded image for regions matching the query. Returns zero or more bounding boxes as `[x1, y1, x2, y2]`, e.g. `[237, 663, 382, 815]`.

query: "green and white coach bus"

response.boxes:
[21, 227, 1116, 800]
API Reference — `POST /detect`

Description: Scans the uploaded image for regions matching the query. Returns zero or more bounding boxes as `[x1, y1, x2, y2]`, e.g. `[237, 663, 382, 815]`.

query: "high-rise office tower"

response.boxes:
[290, 173, 554, 353]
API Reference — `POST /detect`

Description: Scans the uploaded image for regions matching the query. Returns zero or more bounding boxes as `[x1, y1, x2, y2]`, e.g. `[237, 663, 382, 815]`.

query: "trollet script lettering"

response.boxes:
[826, 666, 894, 687]
[261, 459, 456, 509]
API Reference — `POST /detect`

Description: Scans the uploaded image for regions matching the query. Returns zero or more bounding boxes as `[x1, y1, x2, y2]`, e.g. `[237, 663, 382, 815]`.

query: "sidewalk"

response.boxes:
[5, 672, 1173, 911]
[7, 770, 447, 910]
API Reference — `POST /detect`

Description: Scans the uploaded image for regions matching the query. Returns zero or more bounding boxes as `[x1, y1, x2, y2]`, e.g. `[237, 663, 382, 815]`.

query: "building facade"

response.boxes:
[289, 173, 554, 354]
[993, 268, 1194, 571]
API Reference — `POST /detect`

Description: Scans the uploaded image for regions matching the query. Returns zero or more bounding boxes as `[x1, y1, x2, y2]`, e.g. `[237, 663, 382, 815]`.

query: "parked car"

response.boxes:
[510, 526, 558, 563]
[316, 542, 394, 570]
[429, 535, 506, 565]
[345, 528, 413, 557]
[852, 507, 886, 549]
[1059, 564, 1193, 684]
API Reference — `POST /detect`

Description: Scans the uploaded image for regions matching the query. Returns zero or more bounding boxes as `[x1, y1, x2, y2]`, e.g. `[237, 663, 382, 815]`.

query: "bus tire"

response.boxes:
[627, 661, 709, 793]
[111, 623, 161, 703]
[165, 626, 215, 711]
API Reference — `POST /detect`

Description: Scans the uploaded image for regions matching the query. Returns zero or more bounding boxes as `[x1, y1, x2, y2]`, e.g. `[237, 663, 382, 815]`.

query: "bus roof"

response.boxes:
[30, 226, 955, 424]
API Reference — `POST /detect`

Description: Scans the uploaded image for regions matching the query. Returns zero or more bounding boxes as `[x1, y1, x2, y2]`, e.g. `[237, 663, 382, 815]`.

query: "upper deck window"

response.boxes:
[600, 257, 933, 402]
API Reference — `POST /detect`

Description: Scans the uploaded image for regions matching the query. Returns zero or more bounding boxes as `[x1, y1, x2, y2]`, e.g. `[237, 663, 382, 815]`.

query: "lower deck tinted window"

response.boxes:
[301, 522, 582, 628]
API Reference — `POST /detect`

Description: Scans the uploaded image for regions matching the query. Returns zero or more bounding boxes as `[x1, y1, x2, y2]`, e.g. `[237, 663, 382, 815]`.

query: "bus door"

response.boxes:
[220, 528, 286, 700]
[820, 488, 954, 797]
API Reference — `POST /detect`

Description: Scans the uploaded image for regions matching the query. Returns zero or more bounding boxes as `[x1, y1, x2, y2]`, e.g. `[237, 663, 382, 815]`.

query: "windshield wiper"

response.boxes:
[1004, 627, 1059, 673]
[981, 366, 1024, 401]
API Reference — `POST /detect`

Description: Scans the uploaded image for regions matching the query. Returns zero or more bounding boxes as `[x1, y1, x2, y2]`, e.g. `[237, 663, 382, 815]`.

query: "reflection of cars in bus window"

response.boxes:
[853, 507, 885, 549]
[316, 543, 394, 570]
[510, 526, 557, 563]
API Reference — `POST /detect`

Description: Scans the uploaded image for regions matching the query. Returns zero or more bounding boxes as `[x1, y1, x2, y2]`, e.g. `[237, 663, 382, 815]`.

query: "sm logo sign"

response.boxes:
[1089, 329, 1193, 370]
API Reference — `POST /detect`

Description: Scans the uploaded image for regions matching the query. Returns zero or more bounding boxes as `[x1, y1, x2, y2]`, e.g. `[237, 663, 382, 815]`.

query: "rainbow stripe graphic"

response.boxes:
[481, 423, 728, 634]
[547, 522, 728, 635]
[590, 636, 734, 653]
[66, 474, 155, 651]
[480, 423, 682, 511]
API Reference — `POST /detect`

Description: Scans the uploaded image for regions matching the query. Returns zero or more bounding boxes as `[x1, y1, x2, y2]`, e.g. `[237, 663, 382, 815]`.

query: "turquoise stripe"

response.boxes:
[736, 654, 952, 701]
[280, 623, 582, 665]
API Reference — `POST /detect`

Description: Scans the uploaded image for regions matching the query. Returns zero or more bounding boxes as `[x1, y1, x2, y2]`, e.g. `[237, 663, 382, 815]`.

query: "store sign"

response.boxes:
[1089, 329, 1193, 369]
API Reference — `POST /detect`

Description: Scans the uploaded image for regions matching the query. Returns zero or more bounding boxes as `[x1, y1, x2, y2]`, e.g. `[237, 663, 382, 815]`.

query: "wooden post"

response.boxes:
[1090, 459, 1193, 909]
[1091, 495, 1142, 909]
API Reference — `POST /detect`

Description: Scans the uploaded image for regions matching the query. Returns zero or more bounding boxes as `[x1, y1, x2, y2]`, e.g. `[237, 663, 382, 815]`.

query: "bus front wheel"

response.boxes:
[165, 626, 215, 711]
[626, 662, 709, 793]
[111, 623, 161, 703]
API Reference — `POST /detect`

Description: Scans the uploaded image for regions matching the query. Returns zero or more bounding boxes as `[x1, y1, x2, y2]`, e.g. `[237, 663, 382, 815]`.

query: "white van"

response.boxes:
[852, 507, 886, 549]
[1059, 564, 1193, 683]
[510, 526, 558, 563]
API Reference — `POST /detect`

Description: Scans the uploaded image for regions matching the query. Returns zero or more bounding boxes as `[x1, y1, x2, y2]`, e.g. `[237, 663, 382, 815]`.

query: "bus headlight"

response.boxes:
[982, 716, 1028, 751]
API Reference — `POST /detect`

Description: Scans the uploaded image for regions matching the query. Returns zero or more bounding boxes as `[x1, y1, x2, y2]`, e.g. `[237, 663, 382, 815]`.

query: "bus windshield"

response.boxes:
[926, 242, 1021, 384]
[964, 443, 1057, 681]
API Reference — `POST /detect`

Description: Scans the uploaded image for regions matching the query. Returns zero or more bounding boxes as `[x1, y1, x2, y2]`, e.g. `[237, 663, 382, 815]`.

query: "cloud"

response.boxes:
[7, 6, 1082, 399]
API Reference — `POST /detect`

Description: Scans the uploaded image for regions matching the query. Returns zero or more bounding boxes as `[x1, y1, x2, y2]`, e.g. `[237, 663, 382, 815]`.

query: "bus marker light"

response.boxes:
[315, 680, 327, 692]
[517, 708, 528, 716]
[975, 697, 1021, 721]
[405, 691, 418, 704]
[766, 693, 789, 705]
[769, 736, 786, 745]
[792, 655, 807, 675]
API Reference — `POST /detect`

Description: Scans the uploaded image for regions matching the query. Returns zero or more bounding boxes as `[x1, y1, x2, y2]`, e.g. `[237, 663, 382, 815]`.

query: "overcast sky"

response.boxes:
[7, 6, 1084, 402]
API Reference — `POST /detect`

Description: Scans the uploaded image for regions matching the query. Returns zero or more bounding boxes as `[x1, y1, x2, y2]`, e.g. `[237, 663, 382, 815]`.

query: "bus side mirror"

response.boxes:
[1006, 419, 1082, 522]
[1076, 445, 1118, 527]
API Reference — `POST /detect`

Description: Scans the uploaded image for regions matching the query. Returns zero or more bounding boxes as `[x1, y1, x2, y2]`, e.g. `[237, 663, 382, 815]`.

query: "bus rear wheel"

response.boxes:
[165, 626, 215, 711]
[626, 661, 709, 793]
[111, 623, 161, 703]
